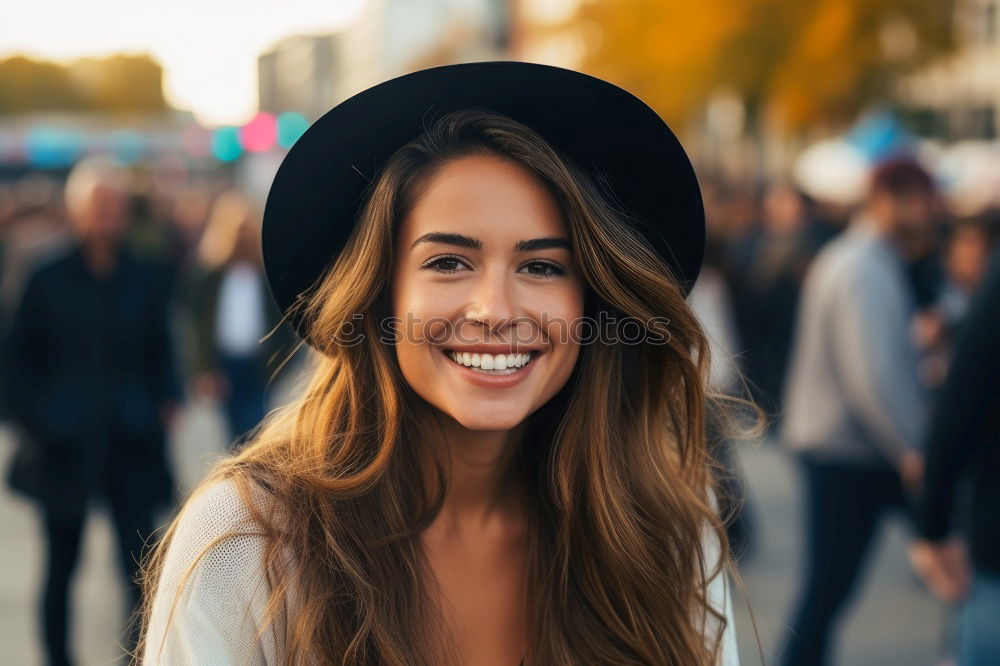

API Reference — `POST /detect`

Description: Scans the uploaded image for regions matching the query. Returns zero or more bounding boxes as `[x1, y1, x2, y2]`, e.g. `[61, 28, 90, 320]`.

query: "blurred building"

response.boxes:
[899, 0, 1000, 140]
[257, 0, 511, 122]
[384, 0, 510, 70]
[258, 35, 343, 122]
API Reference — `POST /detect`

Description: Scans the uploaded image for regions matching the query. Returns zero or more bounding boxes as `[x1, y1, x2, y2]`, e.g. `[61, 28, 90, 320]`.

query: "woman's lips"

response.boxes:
[440, 348, 541, 387]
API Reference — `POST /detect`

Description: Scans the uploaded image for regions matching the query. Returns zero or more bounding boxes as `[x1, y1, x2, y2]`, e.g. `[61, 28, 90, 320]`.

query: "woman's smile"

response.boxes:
[444, 348, 537, 372]
[440, 346, 543, 388]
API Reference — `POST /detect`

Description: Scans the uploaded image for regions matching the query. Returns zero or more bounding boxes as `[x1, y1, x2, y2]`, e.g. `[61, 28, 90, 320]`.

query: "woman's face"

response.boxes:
[390, 153, 586, 431]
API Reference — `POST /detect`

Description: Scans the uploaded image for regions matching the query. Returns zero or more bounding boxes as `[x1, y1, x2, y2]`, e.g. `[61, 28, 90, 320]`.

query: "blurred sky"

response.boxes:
[2, 0, 366, 125]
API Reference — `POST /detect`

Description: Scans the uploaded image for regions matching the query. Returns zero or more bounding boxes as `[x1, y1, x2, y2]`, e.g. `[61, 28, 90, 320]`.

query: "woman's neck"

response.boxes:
[419, 413, 529, 539]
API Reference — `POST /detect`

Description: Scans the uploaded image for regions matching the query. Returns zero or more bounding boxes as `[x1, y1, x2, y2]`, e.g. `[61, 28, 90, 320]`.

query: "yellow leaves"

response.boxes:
[770, 0, 868, 127]
[573, 0, 752, 125]
[553, 0, 956, 130]
[796, 0, 855, 62]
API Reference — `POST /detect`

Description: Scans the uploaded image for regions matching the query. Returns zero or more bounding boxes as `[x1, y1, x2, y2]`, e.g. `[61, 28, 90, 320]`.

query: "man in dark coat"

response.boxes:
[0, 157, 181, 666]
[909, 242, 1000, 664]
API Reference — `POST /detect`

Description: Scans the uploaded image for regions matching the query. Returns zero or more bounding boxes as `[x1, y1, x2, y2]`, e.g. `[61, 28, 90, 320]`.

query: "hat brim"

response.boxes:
[262, 60, 705, 343]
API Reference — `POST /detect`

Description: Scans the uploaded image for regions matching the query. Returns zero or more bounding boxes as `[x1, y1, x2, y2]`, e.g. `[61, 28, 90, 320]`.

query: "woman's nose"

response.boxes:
[463, 267, 519, 334]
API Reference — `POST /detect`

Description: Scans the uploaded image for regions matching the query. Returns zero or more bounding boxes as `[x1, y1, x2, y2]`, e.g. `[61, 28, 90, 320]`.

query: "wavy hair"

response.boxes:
[134, 106, 761, 665]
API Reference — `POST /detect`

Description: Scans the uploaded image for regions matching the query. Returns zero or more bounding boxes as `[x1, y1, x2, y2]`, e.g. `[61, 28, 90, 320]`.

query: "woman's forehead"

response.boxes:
[399, 155, 568, 248]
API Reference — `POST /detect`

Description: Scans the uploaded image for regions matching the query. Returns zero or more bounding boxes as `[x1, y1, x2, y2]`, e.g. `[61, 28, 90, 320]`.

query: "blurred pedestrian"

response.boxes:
[731, 182, 827, 422]
[909, 242, 1000, 666]
[913, 212, 998, 389]
[0, 173, 72, 338]
[938, 213, 998, 330]
[185, 190, 293, 448]
[778, 156, 939, 666]
[0, 157, 181, 666]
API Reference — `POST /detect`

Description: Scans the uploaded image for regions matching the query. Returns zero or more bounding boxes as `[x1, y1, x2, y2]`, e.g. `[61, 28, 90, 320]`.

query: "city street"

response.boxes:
[730, 438, 949, 665]
[0, 397, 949, 665]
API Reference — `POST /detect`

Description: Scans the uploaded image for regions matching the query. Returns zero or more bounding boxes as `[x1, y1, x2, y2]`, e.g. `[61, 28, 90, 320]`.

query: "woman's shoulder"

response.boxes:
[174, 477, 271, 539]
[160, 480, 250, 554]
[159, 477, 283, 599]
[143, 478, 282, 664]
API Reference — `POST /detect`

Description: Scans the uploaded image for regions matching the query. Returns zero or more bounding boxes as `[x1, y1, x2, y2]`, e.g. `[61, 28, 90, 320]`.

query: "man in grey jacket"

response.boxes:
[779, 156, 938, 666]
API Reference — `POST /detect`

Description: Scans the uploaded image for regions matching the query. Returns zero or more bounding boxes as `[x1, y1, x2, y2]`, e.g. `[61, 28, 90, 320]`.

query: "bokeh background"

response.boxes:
[1, 1, 998, 664]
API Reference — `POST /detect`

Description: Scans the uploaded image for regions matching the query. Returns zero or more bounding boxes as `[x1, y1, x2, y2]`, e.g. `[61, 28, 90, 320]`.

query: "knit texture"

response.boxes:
[143, 479, 280, 665]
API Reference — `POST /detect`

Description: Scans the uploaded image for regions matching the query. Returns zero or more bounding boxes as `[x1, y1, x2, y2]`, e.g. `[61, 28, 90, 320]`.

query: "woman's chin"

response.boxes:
[444, 408, 529, 433]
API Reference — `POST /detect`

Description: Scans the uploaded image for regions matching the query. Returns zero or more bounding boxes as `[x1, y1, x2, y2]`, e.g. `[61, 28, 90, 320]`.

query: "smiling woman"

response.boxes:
[135, 61, 755, 666]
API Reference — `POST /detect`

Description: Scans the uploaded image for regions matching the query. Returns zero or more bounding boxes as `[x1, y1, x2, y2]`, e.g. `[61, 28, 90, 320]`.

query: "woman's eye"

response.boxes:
[424, 256, 468, 273]
[520, 261, 565, 278]
[422, 257, 565, 277]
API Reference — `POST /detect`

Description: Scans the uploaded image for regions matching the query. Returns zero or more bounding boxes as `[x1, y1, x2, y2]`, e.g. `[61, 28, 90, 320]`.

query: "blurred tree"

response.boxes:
[0, 54, 167, 114]
[71, 55, 167, 113]
[572, 0, 955, 130]
[0, 56, 86, 113]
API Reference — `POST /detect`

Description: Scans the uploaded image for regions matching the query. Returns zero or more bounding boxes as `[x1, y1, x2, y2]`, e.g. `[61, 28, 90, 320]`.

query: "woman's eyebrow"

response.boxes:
[514, 237, 572, 252]
[410, 232, 572, 252]
[411, 232, 481, 250]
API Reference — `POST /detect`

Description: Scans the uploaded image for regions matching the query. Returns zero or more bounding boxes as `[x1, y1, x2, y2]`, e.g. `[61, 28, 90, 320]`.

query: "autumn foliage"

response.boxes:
[569, 0, 955, 130]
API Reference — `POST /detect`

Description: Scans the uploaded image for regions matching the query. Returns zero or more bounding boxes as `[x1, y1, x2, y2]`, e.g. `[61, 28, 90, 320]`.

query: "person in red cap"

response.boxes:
[779, 155, 941, 666]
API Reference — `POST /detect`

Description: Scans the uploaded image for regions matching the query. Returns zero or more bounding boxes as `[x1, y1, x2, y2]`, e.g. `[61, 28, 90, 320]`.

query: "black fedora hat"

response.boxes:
[262, 60, 705, 343]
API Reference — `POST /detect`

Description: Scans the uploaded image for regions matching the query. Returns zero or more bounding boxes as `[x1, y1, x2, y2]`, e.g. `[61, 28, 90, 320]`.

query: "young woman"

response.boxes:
[136, 61, 750, 665]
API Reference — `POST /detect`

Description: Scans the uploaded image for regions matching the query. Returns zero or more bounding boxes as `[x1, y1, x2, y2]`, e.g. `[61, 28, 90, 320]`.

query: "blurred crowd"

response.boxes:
[0, 149, 997, 665]
[693, 156, 999, 666]
[0, 159, 297, 666]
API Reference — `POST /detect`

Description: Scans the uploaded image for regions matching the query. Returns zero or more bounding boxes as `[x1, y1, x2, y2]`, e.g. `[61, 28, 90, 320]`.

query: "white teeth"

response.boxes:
[445, 350, 536, 375]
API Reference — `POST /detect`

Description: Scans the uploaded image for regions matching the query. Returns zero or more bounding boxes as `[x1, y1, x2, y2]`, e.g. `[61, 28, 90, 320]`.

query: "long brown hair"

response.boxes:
[135, 106, 759, 665]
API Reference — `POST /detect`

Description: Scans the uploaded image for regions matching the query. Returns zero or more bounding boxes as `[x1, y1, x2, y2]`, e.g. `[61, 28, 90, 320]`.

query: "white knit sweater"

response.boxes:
[142, 480, 740, 665]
